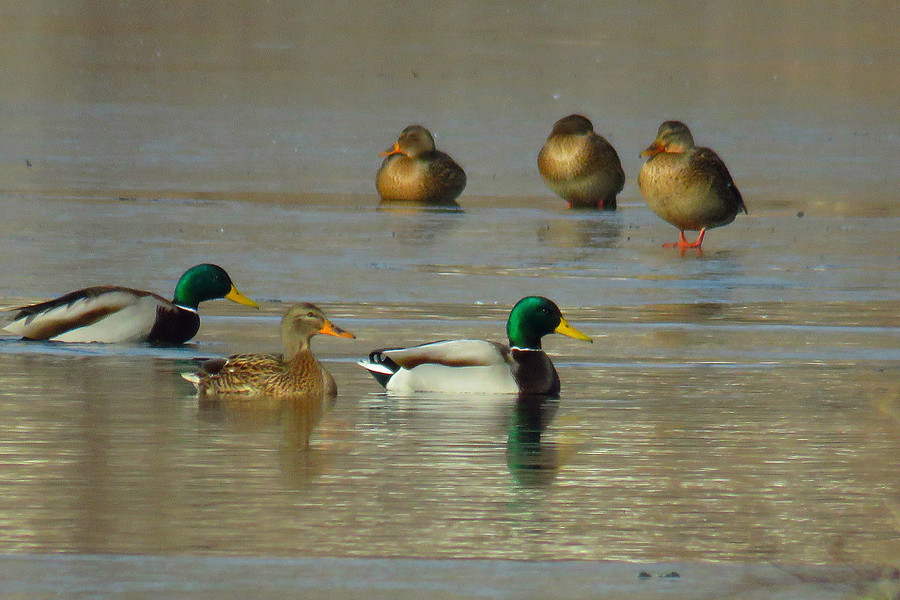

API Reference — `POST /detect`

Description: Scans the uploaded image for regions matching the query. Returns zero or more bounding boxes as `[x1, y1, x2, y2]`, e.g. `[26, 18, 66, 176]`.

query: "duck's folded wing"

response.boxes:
[694, 147, 747, 214]
[379, 339, 510, 369]
[3, 286, 158, 341]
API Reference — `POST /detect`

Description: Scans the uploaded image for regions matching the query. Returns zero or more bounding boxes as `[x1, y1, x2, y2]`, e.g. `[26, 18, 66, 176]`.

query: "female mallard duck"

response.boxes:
[638, 120, 748, 250]
[538, 114, 625, 210]
[358, 296, 592, 397]
[375, 125, 467, 205]
[2, 264, 257, 344]
[182, 303, 355, 402]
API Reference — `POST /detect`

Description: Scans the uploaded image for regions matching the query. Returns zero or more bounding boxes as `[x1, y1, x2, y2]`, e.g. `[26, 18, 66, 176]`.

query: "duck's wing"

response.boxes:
[693, 147, 747, 215]
[372, 339, 509, 370]
[3, 286, 168, 342]
[426, 152, 467, 200]
[358, 340, 513, 389]
[186, 353, 284, 395]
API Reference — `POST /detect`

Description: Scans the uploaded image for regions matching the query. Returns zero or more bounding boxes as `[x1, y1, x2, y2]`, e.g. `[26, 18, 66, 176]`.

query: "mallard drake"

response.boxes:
[182, 303, 355, 403]
[375, 125, 467, 205]
[538, 114, 625, 210]
[2, 264, 257, 344]
[358, 296, 592, 397]
[638, 120, 748, 250]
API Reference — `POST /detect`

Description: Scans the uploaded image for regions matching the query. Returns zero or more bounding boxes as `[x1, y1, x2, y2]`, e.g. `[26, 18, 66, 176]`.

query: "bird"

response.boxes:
[358, 296, 592, 397]
[638, 120, 748, 250]
[538, 114, 625, 210]
[375, 125, 467, 205]
[181, 303, 355, 403]
[2, 264, 257, 344]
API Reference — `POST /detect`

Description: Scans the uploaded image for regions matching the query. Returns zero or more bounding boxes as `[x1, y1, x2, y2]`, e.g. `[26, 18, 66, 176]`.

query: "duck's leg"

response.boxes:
[663, 229, 706, 250]
[690, 228, 707, 248]
[663, 231, 690, 248]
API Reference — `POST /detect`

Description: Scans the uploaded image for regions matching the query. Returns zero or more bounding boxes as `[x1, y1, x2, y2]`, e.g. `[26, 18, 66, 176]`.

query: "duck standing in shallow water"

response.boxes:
[375, 125, 467, 205]
[2, 264, 257, 344]
[538, 114, 625, 210]
[358, 296, 592, 397]
[182, 303, 355, 403]
[638, 120, 747, 250]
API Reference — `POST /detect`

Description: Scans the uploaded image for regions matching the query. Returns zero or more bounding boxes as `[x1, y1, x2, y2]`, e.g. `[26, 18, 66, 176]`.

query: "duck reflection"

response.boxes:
[506, 396, 561, 487]
[536, 212, 623, 250]
[196, 392, 334, 451]
[376, 200, 464, 246]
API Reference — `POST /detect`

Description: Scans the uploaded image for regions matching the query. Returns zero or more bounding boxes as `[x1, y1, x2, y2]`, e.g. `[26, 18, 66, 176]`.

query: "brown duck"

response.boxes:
[638, 121, 747, 249]
[182, 303, 355, 403]
[376, 125, 467, 205]
[538, 114, 625, 210]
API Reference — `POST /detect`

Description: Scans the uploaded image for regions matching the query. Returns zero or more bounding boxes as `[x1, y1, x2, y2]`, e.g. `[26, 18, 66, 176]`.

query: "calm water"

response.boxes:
[0, 0, 898, 576]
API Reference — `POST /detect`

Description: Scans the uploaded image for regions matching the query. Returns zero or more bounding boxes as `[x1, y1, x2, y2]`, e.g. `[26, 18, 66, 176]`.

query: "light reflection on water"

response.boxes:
[0, 0, 897, 571]
[0, 306, 897, 563]
[0, 194, 898, 562]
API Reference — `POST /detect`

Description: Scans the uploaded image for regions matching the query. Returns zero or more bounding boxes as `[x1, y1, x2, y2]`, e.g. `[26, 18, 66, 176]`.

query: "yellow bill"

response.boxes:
[225, 285, 259, 309]
[555, 317, 593, 343]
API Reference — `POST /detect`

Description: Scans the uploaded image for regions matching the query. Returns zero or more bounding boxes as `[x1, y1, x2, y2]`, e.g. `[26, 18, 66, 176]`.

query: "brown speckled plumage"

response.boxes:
[376, 125, 466, 205]
[185, 303, 354, 403]
[638, 121, 747, 248]
[538, 114, 625, 210]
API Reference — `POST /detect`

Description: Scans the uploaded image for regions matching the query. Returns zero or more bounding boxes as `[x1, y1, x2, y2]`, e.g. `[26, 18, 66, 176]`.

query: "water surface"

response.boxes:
[0, 0, 898, 583]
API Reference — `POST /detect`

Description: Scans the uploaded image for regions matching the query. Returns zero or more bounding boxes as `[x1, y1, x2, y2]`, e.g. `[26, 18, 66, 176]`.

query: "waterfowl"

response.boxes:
[182, 303, 355, 403]
[2, 264, 257, 344]
[638, 120, 748, 250]
[538, 114, 625, 210]
[375, 125, 467, 205]
[358, 296, 592, 397]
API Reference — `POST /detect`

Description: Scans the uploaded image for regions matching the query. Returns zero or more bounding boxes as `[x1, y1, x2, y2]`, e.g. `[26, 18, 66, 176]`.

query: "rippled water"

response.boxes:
[0, 194, 897, 566]
[0, 0, 898, 584]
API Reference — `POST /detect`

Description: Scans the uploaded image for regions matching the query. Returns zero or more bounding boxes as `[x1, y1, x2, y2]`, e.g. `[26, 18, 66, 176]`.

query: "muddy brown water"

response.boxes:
[0, 0, 898, 590]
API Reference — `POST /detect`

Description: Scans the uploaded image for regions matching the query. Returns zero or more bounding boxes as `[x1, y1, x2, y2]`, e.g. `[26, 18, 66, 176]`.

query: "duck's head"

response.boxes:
[506, 296, 592, 350]
[281, 302, 355, 356]
[640, 120, 695, 158]
[173, 264, 258, 310]
[549, 114, 595, 137]
[380, 125, 436, 159]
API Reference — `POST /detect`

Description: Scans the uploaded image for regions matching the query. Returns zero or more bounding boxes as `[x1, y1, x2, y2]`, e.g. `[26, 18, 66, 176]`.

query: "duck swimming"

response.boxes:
[638, 120, 747, 250]
[182, 303, 355, 403]
[358, 296, 592, 397]
[3, 263, 257, 344]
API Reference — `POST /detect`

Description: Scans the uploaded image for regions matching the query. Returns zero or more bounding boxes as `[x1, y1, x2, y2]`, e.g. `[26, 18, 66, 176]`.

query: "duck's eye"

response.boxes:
[306, 312, 316, 318]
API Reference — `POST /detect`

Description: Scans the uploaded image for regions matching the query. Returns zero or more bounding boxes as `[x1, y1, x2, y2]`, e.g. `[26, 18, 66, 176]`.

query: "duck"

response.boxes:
[375, 125, 467, 205]
[182, 303, 355, 403]
[538, 114, 625, 210]
[638, 120, 748, 250]
[2, 263, 258, 344]
[358, 296, 592, 397]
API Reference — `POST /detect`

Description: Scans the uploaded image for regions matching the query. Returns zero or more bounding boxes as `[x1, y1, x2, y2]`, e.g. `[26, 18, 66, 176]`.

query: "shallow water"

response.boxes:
[0, 194, 897, 566]
[0, 0, 898, 578]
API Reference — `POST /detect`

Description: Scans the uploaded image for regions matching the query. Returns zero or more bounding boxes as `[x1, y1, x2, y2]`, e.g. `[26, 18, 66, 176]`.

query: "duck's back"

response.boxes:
[197, 351, 326, 401]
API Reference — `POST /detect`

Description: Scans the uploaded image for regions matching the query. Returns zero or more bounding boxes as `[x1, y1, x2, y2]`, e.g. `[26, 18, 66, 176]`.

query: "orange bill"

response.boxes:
[379, 142, 402, 157]
[319, 319, 355, 339]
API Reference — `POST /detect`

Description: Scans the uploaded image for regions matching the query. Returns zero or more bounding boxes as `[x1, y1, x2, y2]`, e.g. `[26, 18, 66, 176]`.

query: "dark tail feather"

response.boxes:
[361, 351, 400, 388]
